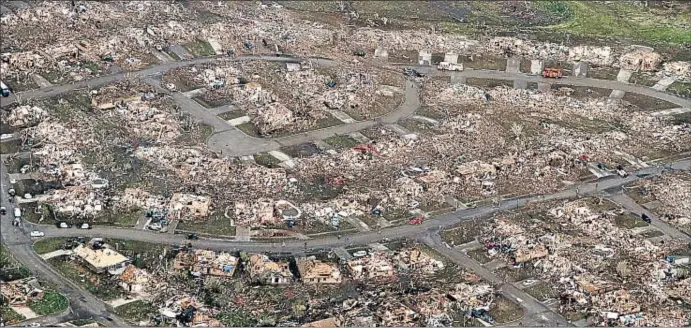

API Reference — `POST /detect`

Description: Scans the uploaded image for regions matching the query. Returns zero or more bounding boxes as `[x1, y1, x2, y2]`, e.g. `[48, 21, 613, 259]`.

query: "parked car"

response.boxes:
[56, 221, 71, 228]
[0, 206, 6, 215]
[78, 223, 92, 229]
[641, 213, 651, 224]
[14, 207, 21, 218]
[408, 216, 424, 225]
[30, 231, 45, 237]
[186, 233, 199, 240]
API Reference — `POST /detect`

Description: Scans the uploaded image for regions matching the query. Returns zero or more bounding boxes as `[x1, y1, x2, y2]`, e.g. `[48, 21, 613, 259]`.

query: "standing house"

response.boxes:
[247, 254, 292, 285]
[73, 244, 130, 274]
[296, 257, 342, 284]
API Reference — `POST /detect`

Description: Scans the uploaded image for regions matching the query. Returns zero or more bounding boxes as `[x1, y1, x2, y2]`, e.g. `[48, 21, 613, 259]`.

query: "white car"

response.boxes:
[30, 231, 45, 237]
[14, 208, 21, 218]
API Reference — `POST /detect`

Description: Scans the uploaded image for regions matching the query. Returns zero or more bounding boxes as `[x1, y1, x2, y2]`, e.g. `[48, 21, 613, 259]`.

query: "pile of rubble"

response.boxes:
[619, 49, 662, 71]
[634, 172, 691, 232]
[659, 61, 691, 83]
[393, 248, 445, 274]
[133, 146, 231, 180]
[350, 28, 478, 54]
[476, 199, 690, 326]
[483, 37, 615, 66]
[5, 105, 45, 128]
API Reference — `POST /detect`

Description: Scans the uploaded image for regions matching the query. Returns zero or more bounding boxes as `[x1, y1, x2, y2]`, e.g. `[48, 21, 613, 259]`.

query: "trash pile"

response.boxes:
[619, 49, 662, 71]
[659, 61, 691, 83]
[6, 105, 45, 128]
[425, 79, 690, 162]
[475, 199, 691, 326]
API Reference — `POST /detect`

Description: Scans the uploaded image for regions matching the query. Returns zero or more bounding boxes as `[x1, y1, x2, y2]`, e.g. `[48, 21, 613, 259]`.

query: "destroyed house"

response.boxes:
[302, 317, 342, 327]
[513, 244, 549, 263]
[91, 95, 140, 110]
[346, 253, 395, 280]
[248, 254, 292, 285]
[575, 277, 615, 296]
[73, 244, 130, 274]
[173, 250, 238, 277]
[394, 248, 445, 273]
[169, 193, 211, 219]
[296, 257, 342, 284]
[119, 264, 151, 296]
[1, 278, 44, 306]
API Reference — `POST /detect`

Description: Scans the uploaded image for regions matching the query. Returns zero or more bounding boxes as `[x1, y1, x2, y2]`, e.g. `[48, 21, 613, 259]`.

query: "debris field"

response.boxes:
[444, 198, 691, 326]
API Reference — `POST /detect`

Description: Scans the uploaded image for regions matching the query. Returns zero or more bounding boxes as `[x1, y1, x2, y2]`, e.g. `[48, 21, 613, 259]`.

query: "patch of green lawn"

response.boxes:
[28, 291, 69, 316]
[323, 135, 360, 150]
[184, 39, 216, 57]
[114, 300, 155, 323]
[539, 2, 691, 45]
[0, 306, 25, 325]
[253, 152, 283, 168]
[48, 259, 122, 301]
[177, 218, 236, 237]
[0, 244, 32, 281]
[33, 238, 70, 254]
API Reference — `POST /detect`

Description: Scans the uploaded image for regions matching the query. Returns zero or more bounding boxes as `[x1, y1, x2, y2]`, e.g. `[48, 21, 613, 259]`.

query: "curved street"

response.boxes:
[1, 52, 690, 326]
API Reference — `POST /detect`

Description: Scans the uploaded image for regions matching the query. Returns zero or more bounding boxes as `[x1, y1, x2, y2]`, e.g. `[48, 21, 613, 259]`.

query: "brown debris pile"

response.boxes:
[475, 199, 690, 326]
[6, 105, 46, 128]
[635, 172, 691, 232]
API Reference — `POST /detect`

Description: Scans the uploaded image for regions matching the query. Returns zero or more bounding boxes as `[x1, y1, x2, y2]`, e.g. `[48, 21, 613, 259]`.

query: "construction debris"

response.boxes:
[470, 199, 691, 326]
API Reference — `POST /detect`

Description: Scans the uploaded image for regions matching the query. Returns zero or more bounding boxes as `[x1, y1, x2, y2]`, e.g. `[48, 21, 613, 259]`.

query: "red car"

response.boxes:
[408, 216, 424, 225]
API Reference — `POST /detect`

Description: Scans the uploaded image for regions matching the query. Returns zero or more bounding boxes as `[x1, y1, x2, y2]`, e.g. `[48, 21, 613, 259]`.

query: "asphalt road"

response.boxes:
[24, 157, 690, 252]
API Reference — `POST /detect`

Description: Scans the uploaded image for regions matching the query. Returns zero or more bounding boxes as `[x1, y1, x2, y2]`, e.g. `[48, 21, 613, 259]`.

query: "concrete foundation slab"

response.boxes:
[537, 82, 551, 93]
[652, 76, 676, 91]
[610, 90, 625, 99]
[573, 62, 589, 77]
[227, 116, 251, 126]
[530, 60, 544, 75]
[616, 69, 633, 83]
[451, 75, 467, 85]
[506, 57, 520, 73]
[513, 80, 528, 90]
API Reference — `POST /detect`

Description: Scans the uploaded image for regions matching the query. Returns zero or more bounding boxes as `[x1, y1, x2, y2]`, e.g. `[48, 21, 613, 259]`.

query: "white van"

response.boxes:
[13, 208, 21, 218]
[30, 231, 45, 237]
